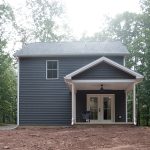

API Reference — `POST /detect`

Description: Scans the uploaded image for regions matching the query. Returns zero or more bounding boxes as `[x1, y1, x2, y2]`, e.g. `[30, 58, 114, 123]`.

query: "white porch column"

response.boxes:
[17, 58, 20, 126]
[133, 83, 136, 125]
[71, 83, 76, 125]
[125, 91, 128, 123]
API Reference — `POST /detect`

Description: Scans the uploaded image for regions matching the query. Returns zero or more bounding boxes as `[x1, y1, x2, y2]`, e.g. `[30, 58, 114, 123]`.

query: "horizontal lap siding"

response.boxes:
[20, 58, 71, 125]
[19, 56, 124, 125]
[73, 62, 135, 79]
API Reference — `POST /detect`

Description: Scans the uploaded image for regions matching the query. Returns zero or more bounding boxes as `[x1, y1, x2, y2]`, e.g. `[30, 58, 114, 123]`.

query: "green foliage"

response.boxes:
[80, 30, 112, 42]
[83, 0, 150, 126]
[0, 2, 16, 123]
[140, 0, 150, 14]
[25, 0, 69, 42]
[0, 50, 16, 123]
[105, 3, 150, 126]
[0, 2, 15, 43]
[0, 0, 70, 124]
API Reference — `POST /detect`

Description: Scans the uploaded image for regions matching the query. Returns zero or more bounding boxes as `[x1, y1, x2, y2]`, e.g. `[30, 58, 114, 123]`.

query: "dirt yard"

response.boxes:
[0, 125, 150, 150]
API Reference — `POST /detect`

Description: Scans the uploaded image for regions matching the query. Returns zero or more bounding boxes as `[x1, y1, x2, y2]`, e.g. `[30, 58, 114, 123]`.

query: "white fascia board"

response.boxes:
[72, 79, 136, 84]
[64, 56, 144, 80]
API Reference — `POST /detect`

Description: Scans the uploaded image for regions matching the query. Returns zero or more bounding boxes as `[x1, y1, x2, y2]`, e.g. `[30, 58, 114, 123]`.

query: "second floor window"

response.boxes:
[46, 60, 58, 79]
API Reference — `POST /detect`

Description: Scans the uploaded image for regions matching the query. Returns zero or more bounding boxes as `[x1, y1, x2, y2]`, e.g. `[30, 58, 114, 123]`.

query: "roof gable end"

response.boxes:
[64, 57, 144, 80]
[72, 61, 136, 80]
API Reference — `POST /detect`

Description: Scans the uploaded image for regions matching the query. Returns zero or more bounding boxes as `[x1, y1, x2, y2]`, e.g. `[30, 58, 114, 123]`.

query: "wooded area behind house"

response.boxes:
[0, 0, 150, 125]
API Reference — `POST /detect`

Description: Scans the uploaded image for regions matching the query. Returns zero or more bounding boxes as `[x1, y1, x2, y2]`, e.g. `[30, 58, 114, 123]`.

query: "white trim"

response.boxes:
[71, 83, 76, 125]
[102, 94, 115, 123]
[46, 60, 59, 80]
[64, 56, 143, 80]
[86, 94, 99, 123]
[72, 79, 136, 84]
[123, 57, 126, 66]
[86, 94, 115, 123]
[126, 91, 128, 123]
[133, 83, 136, 125]
[17, 58, 20, 125]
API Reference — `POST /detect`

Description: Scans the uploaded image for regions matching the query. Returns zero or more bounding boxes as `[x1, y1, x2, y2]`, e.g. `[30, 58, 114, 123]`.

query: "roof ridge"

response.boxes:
[23, 40, 122, 45]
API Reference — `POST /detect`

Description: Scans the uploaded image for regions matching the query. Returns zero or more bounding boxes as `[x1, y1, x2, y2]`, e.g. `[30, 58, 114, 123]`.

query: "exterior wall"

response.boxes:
[76, 90, 126, 122]
[19, 56, 125, 125]
[73, 62, 135, 80]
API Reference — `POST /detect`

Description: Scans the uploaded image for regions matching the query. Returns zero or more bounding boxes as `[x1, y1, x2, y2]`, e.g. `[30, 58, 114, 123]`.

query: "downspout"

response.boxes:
[12, 57, 20, 129]
[17, 57, 20, 126]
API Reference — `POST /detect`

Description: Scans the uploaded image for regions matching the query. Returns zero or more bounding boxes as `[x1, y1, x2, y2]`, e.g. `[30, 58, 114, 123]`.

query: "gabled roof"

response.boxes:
[14, 41, 129, 57]
[64, 57, 144, 80]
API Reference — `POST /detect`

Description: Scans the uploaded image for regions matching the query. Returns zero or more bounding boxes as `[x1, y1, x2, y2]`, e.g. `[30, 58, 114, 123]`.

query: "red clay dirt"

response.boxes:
[0, 125, 150, 150]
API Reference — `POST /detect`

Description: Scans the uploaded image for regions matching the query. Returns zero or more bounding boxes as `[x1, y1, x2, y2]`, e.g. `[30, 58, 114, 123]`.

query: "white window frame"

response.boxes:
[46, 60, 59, 79]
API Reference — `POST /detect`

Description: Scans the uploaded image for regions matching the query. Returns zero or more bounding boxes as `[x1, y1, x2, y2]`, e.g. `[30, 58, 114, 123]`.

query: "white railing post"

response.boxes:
[133, 83, 136, 125]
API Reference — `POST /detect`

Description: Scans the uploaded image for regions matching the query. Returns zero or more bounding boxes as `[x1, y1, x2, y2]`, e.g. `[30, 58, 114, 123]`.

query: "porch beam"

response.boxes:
[71, 83, 76, 125]
[72, 79, 136, 84]
[133, 83, 136, 125]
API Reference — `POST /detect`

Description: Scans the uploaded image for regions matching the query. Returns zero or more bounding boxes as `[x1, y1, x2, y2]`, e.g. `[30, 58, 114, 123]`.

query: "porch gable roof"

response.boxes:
[64, 57, 143, 81]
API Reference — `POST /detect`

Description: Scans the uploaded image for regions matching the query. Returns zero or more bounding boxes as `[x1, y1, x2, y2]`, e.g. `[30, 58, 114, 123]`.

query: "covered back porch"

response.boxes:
[64, 57, 143, 125]
[71, 80, 136, 125]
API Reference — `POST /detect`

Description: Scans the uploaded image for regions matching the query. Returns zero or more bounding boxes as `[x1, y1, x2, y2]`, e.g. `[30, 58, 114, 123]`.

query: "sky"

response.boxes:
[5, 0, 141, 38]
[63, 0, 141, 38]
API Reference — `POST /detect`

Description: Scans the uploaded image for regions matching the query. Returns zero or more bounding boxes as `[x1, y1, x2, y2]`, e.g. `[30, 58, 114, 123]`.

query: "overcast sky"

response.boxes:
[5, 0, 141, 38]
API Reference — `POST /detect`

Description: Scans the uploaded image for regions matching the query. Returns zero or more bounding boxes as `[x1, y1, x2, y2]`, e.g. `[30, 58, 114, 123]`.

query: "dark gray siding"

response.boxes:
[19, 56, 125, 125]
[76, 90, 126, 122]
[73, 62, 135, 80]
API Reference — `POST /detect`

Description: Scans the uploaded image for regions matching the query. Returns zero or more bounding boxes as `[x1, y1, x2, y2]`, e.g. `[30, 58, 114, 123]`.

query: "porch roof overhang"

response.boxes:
[64, 57, 144, 91]
[65, 79, 137, 91]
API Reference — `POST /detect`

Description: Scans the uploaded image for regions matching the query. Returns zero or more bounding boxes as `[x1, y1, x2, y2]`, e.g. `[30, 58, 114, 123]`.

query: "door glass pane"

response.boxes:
[103, 97, 111, 120]
[89, 97, 98, 120]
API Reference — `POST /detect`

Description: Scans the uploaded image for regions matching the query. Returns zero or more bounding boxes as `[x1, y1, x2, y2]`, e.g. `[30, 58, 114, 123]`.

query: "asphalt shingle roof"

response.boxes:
[14, 41, 129, 57]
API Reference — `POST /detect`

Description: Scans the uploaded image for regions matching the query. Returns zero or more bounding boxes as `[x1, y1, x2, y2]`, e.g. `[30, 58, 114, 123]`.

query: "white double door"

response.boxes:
[87, 94, 115, 123]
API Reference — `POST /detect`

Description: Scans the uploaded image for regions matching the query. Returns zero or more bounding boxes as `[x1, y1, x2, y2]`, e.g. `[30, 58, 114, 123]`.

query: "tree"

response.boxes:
[0, 51, 16, 123]
[25, 0, 70, 42]
[14, 0, 71, 46]
[0, 2, 16, 123]
[105, 6, 150, 126]
[85, 1, 150, 125]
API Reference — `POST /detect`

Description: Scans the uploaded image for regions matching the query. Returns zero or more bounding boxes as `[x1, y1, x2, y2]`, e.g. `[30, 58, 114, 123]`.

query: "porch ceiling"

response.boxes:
[72, 80, 135, 91]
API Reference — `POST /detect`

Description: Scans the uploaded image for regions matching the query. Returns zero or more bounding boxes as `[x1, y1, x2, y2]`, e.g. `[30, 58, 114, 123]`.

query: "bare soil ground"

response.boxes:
[0, 125, 150, 150]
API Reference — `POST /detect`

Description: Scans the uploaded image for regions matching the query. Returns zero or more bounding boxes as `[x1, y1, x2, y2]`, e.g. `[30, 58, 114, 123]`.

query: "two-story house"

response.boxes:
[14, 41, 143, 125]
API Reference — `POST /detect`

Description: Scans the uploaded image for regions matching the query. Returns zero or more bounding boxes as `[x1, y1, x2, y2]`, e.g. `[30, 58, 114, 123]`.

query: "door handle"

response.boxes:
[99, 108, 101, 112]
